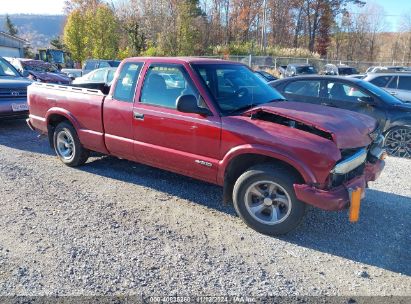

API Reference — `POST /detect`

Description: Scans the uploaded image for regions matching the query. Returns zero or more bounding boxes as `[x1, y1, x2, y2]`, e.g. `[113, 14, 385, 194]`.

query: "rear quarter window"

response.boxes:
[113, 62, 143, 102]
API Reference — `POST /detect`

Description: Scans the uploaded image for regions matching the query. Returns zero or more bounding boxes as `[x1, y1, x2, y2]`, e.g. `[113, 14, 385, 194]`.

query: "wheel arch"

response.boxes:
[219, 147, 315, 204]
[46, 108, 80, 149]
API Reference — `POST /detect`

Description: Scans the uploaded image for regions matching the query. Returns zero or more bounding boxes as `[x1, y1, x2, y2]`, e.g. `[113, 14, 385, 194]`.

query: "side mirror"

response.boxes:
[68, 73, 76, 80]
[176, 95, 211, 116]
[21, 70, 30, 77]
[357, 96, 374, 104]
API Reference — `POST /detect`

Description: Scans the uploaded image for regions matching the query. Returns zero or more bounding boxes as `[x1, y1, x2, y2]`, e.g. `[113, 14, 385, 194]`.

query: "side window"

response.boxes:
[98, 61, 110, 68]
[398, 76, 411, 90]
[284, 80, 321, 97]
[370, 76, 392, 87]
[327, 82, 369, 101]
[387, 76, 398, 89]
[113, 62, 143, 102]
[140, 64, 198, 109]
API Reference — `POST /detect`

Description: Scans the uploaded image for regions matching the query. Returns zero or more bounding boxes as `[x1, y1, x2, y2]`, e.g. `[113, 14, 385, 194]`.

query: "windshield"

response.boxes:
[296, 66, 317, 74]
[0, 57, 20, 77]
[359, 80, 403, 105]
[48, 50, 65, 64]
[192, 63, 285, 115]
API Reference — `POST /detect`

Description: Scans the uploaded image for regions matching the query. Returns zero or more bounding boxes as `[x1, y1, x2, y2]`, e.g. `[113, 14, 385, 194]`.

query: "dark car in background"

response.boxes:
[284, 64, 317, 78]
[0, 56, 32, 120]
[323, 64, 358, 76]
[9, 58, 71, 84]
[270, 76, 411, 158]
[254, 70, 278, 82]
[362, 73, 411, 103]
[82, 59, 121, 75]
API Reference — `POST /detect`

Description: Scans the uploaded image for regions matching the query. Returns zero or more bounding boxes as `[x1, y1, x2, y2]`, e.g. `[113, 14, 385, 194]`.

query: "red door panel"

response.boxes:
[132, 105, 221, 183]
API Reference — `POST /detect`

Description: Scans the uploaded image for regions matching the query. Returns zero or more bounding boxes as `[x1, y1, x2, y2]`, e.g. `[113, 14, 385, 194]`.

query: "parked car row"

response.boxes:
[273, 63, 411, 104]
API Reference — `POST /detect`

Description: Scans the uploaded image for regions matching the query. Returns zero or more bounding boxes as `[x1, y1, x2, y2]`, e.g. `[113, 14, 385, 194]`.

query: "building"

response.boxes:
[0, 31, 27, 57]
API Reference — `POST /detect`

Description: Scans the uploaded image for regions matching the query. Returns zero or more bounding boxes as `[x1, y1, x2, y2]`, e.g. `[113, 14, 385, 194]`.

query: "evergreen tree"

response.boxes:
[5, 14, 18, 36]
[176, 0, 204, 55]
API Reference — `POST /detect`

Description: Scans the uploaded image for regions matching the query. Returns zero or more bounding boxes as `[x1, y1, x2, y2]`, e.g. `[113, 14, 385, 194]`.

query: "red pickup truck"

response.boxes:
[27, 57, 385, 235]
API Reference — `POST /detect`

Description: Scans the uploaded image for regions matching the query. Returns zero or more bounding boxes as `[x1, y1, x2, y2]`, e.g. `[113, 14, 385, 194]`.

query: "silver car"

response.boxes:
[363, 73, 411, 103]
[72, 67, 117, 85]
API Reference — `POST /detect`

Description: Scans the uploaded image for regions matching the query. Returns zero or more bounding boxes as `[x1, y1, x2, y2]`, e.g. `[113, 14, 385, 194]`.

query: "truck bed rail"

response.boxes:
[30, 82, 105, 96]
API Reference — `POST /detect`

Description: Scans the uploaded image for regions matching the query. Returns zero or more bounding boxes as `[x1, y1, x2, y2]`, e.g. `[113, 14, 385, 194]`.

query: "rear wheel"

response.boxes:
[233, 164, 306, 236]
[384, 126, 411, 158]
[53, 122, 89, 167]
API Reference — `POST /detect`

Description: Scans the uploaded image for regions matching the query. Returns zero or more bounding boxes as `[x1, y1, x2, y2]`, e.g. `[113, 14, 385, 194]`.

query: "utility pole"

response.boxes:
[261, 0, 268, 53]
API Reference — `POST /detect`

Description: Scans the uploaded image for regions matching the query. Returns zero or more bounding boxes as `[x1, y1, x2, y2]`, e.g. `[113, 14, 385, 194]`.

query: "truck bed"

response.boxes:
[27, 82, 107, 153]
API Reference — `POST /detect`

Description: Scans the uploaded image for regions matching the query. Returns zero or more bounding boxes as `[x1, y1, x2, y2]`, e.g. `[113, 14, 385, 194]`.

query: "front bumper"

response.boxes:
[0, 98, 29, 120]
[294, 159, 385, 211]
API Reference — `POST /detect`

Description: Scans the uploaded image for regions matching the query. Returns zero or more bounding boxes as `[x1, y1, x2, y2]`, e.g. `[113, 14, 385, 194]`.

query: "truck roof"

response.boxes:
[124, 57, 243, 65]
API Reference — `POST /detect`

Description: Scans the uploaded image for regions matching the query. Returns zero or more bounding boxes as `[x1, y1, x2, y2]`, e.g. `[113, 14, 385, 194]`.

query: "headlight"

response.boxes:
[369, 135, 385, 159]
[332, 148, 367, 175]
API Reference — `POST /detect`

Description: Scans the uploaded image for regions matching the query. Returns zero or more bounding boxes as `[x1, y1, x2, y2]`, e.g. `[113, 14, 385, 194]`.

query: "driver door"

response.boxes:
[132, 62, 221, 183]
[324, 80, 387, 129]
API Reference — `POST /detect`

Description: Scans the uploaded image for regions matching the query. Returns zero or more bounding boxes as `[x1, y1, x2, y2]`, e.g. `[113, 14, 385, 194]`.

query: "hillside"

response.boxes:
[0, 14, 65, 49]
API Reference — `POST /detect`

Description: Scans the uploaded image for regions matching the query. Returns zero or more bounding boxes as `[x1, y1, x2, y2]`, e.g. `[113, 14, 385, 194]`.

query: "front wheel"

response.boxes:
[233, 164, 306, 236]
[53, 121, 90, 167]
[384, 126, 411, 158]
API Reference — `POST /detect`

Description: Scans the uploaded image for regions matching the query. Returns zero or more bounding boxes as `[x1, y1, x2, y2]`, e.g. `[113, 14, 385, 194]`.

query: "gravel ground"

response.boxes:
[0, 119, 410, 299]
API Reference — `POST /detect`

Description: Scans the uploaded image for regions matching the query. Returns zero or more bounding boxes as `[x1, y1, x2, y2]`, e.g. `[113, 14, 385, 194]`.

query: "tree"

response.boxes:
[315, 2, 332, 56]
[176, 0, 204, 55]
[64, 0, 102, 13]
[85, 4, 119, 59]
[50, 36, 66, 50]
[5, 14, 18, 36]
[63, 9, 87, 63]
[116, 0, 145, 56]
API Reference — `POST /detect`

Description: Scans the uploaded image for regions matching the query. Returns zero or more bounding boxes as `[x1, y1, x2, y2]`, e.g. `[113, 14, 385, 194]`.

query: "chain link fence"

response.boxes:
[196, 55, 411, 73]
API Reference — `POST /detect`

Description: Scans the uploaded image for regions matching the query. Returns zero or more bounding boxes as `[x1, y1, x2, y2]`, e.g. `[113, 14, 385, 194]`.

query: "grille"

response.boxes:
[0, 87, 27, 99]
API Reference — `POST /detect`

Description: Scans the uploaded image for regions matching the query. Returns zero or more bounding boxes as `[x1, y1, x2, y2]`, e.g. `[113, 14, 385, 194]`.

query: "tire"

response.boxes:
[53, 121, 90, 167]
[233, 164, 306, 236]
[383, 126, 411, 158]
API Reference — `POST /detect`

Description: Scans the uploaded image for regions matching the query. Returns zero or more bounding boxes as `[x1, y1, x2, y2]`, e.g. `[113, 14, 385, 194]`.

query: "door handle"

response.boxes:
[389, 92, 397, 96]
[133, 112, 144, 120]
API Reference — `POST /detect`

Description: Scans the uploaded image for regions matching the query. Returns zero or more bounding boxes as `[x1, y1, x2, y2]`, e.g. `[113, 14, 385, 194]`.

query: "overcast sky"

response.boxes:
[0, 0, 410, 31]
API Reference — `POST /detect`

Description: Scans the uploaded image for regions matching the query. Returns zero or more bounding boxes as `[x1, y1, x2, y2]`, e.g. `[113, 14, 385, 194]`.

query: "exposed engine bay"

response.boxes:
[251, 110, 334, 141]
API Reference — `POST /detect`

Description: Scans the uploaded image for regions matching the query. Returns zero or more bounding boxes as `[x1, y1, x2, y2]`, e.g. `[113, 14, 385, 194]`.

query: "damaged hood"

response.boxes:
[244, 101, 377, 149]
